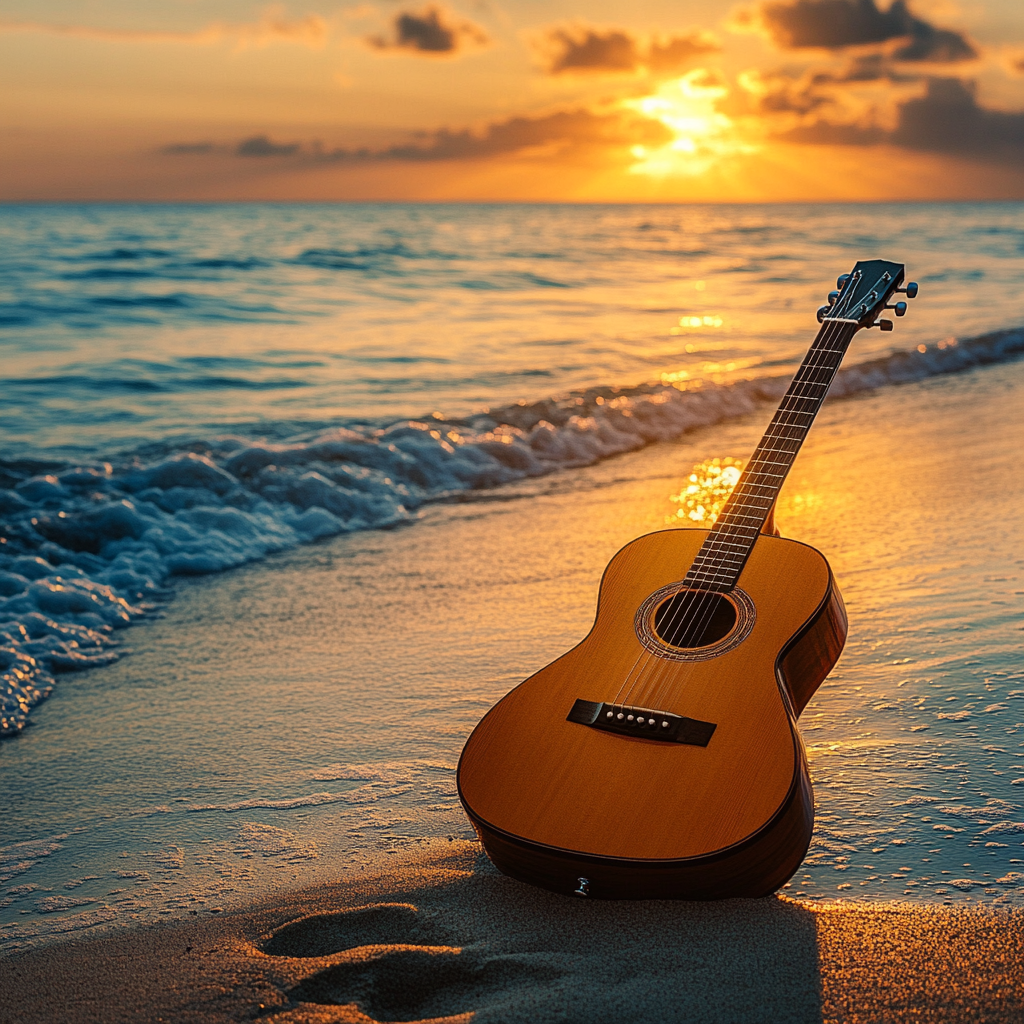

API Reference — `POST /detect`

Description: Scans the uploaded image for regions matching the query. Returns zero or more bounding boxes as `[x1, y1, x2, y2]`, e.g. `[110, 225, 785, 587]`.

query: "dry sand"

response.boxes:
[3, 841, 1023, 1024]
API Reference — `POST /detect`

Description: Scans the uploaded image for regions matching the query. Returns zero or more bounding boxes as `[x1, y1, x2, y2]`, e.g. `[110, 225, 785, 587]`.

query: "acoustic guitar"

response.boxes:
[458, 260, 918, 899]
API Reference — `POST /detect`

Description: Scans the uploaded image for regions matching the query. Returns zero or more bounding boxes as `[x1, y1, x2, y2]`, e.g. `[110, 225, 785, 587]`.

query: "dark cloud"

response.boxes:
[236, 135, 300, 157]
[160, 109, 671, 168]
[891, 77, 1024, 154]
[752, 0, 977, 62]
[320, 108, 672, 161]
[775, 77, 1024, 161]
[537, 25, 718, 75]
[368, 5, 487, 54]
[543, 28, 638, 73]
[161, 142, 214, 155]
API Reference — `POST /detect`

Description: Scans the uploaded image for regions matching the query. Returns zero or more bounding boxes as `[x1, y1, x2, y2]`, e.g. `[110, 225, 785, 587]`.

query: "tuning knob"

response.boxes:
[817, 305, 831, 323]
[885, 301, 908, 317]
[836, 274, 850, 290]
[827, 290, 840, 305]
[870, 319, 894, 331]
[897, 282, 919, 298]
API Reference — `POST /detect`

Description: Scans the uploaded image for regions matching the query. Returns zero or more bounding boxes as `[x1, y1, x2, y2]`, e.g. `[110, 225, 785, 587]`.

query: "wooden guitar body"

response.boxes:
[457, 528, 848, 900]
[459, 260, 913, 899]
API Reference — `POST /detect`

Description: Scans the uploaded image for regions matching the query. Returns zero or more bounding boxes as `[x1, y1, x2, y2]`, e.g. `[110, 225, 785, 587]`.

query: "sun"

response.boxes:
[625, 69, 757, 177]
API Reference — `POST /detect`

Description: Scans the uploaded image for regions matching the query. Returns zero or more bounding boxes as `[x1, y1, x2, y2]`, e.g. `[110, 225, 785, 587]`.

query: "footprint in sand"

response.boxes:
[262, 902, 562, 1022]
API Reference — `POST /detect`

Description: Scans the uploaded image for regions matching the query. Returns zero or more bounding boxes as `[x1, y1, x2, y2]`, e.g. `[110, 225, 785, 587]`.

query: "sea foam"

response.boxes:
[2, 327, 1022, 735]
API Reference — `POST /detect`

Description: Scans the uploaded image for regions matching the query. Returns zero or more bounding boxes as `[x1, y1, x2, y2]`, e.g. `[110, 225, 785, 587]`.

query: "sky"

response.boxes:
[2, 0, 1024, 200]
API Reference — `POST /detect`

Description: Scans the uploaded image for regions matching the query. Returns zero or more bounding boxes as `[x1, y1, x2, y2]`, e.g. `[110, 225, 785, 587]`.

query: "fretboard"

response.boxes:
[684, 318, 858, 592]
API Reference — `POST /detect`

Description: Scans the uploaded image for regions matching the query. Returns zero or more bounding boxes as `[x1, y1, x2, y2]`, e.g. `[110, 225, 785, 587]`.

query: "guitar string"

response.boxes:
[614, 316, 853, 715]
[608, 315, 848, 713]
[607, 317, 848, 712]
[637, 316, 855, 712]
[629, 317, 851, 714]
[614, 266, 879, 716]
[631, 317, 852, 713]
[635, 316, 856, 713]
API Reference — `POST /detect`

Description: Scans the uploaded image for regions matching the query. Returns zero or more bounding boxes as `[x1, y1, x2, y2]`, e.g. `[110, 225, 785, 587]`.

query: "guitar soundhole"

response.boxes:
[653, 590, 737, 650]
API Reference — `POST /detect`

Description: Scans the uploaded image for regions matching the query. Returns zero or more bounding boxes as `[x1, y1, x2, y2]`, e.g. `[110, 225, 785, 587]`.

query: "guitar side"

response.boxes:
[457, 528, 847, 900]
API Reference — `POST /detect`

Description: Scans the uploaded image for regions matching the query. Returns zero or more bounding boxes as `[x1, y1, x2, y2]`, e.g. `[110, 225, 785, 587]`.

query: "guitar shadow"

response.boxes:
[267, 846, 824, 1024]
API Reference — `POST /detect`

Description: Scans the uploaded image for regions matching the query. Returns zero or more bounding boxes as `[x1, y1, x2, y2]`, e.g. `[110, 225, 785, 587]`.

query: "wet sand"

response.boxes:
[3, 840, 1023, 1024]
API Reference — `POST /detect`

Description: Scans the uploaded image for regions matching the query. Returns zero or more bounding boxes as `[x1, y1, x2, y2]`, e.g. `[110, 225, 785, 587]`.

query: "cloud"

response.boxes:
[769, 75, 1024, 161]
[336, 107, 672, 160]
[891, 77, 1024, 154]
[0, 9, 330, 49]
[161, 142, 215, 155]
[159, 106, 672, 166]
[236, 135, 301, 157]
[737, 0, 976, 63]
[367, 5, 488, 54]
[535, 24, 719, 75]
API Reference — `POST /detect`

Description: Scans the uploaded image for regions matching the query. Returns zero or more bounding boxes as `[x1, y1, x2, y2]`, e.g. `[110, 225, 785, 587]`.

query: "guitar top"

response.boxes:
[457, 261, 918, 900]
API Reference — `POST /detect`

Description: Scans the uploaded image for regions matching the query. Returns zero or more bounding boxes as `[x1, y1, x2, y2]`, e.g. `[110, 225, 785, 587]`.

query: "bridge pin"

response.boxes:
[662, 721, 669, 728]
[627, 715, 634, 721]
[616, 713, 624, 719]
[606, 711, 613, 718]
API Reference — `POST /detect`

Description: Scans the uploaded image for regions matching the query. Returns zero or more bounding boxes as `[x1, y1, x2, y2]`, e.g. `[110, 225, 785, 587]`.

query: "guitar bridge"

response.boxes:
[566, 699, 716, 747]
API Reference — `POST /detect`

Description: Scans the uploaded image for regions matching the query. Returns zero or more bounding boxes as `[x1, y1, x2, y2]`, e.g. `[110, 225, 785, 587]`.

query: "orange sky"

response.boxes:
[2, 0, 1023, 200]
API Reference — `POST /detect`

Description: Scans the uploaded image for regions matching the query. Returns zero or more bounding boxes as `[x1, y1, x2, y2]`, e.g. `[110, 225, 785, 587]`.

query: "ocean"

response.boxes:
[1, 202, 1023, 948]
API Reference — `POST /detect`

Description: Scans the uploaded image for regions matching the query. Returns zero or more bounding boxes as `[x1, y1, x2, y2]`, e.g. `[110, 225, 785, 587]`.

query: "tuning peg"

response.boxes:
[897, 282, 919, 298]
[836, 274, 850, 290]
[816, 305, 831, 323]
[870, 319, 894, 331]
[827, 290, 840, 305]
[885, 301, 908, 317]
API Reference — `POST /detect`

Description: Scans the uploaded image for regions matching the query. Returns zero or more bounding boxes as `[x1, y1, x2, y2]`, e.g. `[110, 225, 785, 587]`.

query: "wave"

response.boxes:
[2, 326, 1022, 736]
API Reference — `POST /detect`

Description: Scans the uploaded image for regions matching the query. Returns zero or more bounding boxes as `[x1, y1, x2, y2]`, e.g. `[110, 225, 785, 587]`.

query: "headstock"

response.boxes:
[817, 259, 918, 332]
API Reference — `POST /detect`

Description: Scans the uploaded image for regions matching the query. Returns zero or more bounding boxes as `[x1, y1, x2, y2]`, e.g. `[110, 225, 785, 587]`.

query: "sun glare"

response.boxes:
[625, 70, 756, 177]
[668, 457, 744, 525]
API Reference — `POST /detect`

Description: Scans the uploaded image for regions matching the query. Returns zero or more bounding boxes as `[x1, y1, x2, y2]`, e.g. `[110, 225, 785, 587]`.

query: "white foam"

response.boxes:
[2, 327, 1022, 735]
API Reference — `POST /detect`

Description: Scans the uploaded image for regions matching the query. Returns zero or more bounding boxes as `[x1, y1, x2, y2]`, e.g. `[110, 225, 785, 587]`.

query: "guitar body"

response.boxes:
[457, 528, 848, 900]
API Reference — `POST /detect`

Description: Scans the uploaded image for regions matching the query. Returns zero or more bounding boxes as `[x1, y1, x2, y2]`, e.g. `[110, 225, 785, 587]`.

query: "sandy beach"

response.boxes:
[4, 840, 1024, 1024]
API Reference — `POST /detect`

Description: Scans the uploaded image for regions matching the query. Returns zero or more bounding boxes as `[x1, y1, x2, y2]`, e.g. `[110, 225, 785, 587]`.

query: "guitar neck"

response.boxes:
[684, 318, 859, 592]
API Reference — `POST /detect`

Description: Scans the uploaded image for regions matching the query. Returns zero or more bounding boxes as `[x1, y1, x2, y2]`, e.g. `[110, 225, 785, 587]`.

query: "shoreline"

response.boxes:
[3, 840, 1024, 1024]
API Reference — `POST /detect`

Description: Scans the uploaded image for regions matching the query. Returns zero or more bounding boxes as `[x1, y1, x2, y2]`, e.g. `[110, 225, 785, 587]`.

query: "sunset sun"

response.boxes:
[625, 69, 757, 177]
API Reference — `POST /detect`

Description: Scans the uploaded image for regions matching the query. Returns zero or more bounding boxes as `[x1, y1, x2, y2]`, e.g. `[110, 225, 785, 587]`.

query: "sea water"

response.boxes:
[1, 203, 1022, 948]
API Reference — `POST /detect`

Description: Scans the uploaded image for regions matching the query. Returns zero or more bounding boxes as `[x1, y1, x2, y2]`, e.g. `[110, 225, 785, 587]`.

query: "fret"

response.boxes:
[726, 492, 774, 504]
[762, 424, 806, 439]
[685, 578, 740, 590]
[777, 397, 818, 412]
[729, 485, 775, 497]
[752, 446, 799, 458]
[684, 572, 737, 587]
[771, 409, 815, 420]
[690, 558, 744, 570]
[744, 457, 791, 469]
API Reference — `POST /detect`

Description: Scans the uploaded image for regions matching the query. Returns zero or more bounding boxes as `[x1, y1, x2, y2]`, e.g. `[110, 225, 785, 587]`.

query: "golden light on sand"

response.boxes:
[626, 71, 757, 178]
[668, 457, 743, 524]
